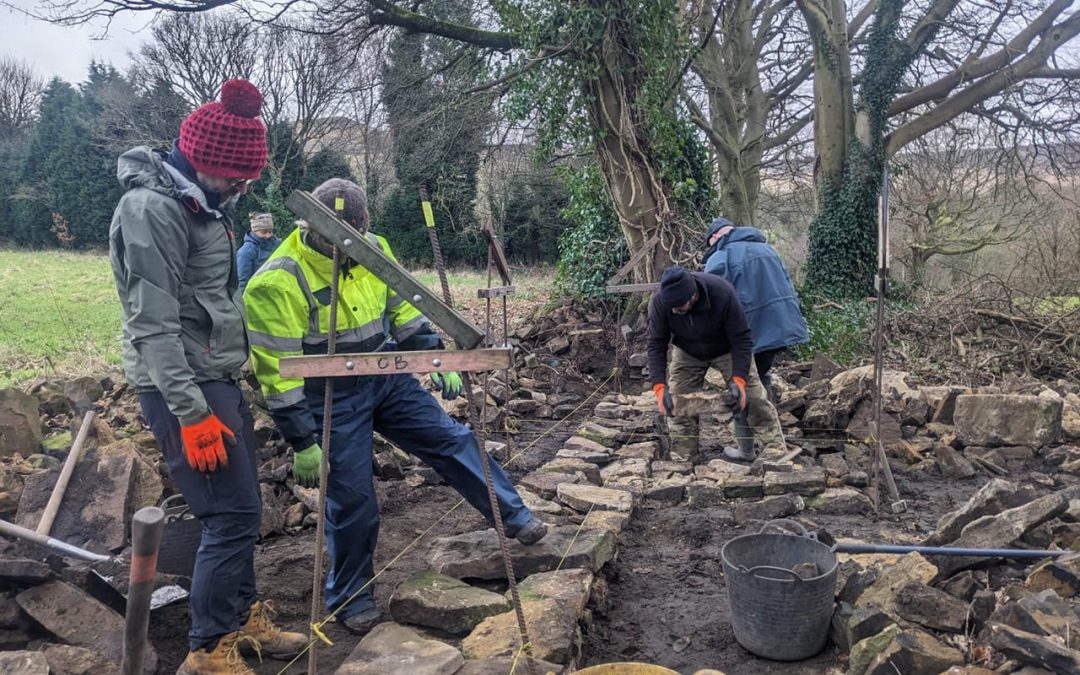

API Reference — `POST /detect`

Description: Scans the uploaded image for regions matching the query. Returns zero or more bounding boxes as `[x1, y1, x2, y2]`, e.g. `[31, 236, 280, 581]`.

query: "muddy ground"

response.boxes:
[582, 468, 981, 674]
[147, 410, 580, 674]
[142, 374, 1047, 674]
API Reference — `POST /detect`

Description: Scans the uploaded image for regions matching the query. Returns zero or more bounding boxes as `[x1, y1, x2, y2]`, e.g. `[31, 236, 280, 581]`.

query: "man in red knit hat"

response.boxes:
[109, 80, 307, 674]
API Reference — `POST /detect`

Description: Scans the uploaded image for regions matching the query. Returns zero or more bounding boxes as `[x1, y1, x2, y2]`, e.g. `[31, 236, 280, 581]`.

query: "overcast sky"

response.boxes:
[1, 1, 154, 84]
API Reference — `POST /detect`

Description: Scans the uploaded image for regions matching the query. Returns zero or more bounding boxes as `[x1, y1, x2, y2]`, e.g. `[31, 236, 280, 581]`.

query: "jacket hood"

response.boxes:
[244, 231, 279, 249]
[715, 226, 767, 249]
[116, 145, 223, 219]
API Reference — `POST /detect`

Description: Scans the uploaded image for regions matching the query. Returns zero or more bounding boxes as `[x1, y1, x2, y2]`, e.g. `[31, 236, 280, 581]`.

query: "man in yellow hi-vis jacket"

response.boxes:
[243, 178, 546, 635]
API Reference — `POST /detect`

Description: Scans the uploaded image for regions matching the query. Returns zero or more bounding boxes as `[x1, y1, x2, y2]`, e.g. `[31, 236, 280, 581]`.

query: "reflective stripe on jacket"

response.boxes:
[243, 227, 440, 448]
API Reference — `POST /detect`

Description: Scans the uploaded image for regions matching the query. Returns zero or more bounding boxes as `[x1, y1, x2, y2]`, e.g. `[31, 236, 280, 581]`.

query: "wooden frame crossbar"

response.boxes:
[605, 282, 659, 294]
[286, 191, 485, 349]
[606, 233, 659, 287]
[281, 348, 512, 379]
[481, 221, 513, 286]
[477, 285, 515, 299]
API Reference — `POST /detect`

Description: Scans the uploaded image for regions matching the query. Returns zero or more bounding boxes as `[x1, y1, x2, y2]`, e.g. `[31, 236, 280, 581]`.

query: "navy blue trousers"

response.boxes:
[140, 381, 260, 651]
[308, 373, 531, 620]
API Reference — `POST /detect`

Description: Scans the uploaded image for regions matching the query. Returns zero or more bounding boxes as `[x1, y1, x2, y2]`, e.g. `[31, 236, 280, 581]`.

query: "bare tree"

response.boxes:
[129, 11, 352, 172]
[0, 56, 45, 139]
[683, 0, 876, 227]
[889, 120, 1040, 286]
[130, 11, 259, 105]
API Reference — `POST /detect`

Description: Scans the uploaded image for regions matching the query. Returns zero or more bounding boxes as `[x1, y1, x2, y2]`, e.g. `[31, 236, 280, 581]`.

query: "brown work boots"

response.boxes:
[176, 632, 257, 674]
[240, 600, 308, 658]
[176, 601, 307, 674]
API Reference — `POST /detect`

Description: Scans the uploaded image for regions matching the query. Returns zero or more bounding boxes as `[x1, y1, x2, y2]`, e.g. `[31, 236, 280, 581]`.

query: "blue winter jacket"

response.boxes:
[236, 231, 281, 293]
[703, 221, 809, 353]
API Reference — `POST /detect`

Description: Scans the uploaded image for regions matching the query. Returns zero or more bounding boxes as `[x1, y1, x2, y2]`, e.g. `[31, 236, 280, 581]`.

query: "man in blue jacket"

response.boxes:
[703, 217, 809, 401]
[236, 212, 280, 292]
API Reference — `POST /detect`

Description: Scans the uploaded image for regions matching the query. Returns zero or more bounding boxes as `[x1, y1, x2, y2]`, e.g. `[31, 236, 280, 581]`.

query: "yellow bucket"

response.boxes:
[568, 666, 726, 675]
[569, 665, 680, 675]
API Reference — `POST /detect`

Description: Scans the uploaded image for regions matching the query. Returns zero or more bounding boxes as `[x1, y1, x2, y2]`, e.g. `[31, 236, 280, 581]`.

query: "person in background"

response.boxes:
[647, 266, 786, 462]
[108, 79, 306, 675]
[243, 177, 548, 636]
[236, 212, 280, 293]
[703, 217, 809, 402]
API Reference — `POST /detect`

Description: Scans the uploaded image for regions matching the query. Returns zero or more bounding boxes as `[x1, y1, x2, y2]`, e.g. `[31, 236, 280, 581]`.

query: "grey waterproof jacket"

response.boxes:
[109, 146, 249, 425]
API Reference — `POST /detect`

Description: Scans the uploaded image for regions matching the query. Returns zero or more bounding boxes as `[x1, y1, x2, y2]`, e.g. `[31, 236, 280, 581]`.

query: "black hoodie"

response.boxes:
[647, 271, 753, 385]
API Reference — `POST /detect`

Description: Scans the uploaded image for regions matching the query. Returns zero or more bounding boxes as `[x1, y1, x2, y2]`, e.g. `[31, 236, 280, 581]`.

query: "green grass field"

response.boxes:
[0, 248, 554, 387]
[0, 249, 124, 387]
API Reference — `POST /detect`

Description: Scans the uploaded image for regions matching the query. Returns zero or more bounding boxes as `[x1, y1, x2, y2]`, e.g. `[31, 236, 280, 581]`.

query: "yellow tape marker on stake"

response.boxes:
[334, 196, 345, 212]
[422, 201, 435, 228]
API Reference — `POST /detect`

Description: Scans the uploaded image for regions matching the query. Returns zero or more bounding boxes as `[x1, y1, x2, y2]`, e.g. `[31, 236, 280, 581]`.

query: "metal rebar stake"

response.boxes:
[872, 164, 904, 514]
[309, 243, 342, 674]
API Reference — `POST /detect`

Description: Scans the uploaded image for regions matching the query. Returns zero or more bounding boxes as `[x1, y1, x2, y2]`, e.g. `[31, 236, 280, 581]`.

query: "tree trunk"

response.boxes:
[802, 0, 915, 298]
[696, 0, 766, 226]
[798, 0, 854, 196]
[585, 11, 685, 283]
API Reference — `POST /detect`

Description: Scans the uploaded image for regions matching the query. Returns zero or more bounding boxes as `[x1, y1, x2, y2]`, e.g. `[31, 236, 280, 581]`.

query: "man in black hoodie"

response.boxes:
[647, 266, 785, 461]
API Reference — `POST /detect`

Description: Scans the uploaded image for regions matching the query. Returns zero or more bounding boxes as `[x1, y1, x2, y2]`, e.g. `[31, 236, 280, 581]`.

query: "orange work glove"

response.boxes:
[180, 413, 236, 473]
[728, 376, 747, 411]
[653, 383, 674, 417]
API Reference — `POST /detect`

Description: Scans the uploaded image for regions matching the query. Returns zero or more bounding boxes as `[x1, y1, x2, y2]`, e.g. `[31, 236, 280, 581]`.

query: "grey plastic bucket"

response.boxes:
[721, 519, 837, 661]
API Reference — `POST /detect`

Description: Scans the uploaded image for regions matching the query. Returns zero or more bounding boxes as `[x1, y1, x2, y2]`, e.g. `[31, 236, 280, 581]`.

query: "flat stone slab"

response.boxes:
[615, 441, 660, 460]
[16, 580, 157, 674]
[0, 558, 53, 584]
[336, 622, 463, 675]
[734, 494, 803, 526]
[515, 568, 594, 618]
[856, 553, 938, 619]
[955, 394, 1062, 447]
[555, 447, 611, 465]
[651, 460, 693, 475]
[42, 644, 121, 675]
[579, 510, 631, 535]
[389, 571, 512, 636]
[989, 622, 1080, 674]
[600, 458, 650, 481]
[538, 459, 600, 484]
[563, 436, 611, 455]
[574, 422, 628, 447]
[462, 598, 580, 665]
[721, 475, 764, 499]
[519, 472, 580, 500]
[934, 486, 1080, 577]
[557, 483, 634, 513]
[924, 479, 1036, 546]
[0, 651, 48, 675]
[806, 487, 873, 515]
[644, 475, 690, 507]
[15, 451, 135, 553]
[685, 481, 727, 507]
[762, 469, 826, 497]
[517, 488, 564, 515]
[429, 526, 617, 580]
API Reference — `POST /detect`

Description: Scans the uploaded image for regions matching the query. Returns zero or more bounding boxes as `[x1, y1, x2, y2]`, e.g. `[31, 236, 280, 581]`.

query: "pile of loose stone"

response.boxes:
[835, 479, 1080, 674]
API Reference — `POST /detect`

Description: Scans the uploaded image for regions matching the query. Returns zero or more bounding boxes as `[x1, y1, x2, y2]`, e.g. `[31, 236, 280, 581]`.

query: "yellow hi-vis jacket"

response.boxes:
[243, 228, 441, 449]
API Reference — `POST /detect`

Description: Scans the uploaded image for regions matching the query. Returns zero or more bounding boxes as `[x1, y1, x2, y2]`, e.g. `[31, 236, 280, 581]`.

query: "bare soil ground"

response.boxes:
[147, 414, 578, 674]
[582, 469, 979, 673]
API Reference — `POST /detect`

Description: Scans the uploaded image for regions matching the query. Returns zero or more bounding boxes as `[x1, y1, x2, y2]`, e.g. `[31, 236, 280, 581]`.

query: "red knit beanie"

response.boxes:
[179, 79, 268, 180]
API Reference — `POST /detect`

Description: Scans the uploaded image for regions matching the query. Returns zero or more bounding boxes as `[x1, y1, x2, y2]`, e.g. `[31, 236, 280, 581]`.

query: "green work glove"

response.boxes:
[293, 443, 322, 487]
[430, 371, 463, 401]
